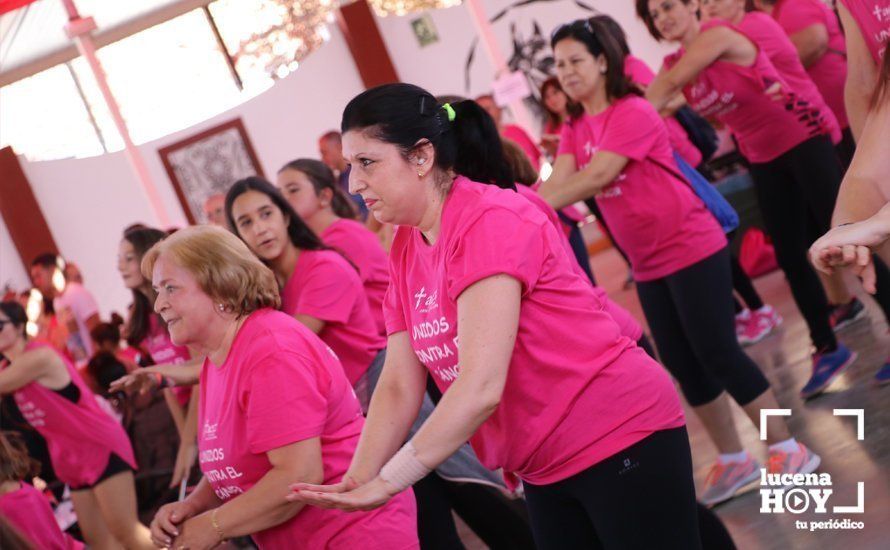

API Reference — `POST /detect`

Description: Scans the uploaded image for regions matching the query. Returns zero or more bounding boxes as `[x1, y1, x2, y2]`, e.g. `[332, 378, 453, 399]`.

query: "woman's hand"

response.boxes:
[169, 513, 222, 550]
[150, 500, 198, 548]
[170, 440, 198, 489]
[110, 368, 160, 396]
[810, 215, 890, 293]
[287, 475, 398, 512]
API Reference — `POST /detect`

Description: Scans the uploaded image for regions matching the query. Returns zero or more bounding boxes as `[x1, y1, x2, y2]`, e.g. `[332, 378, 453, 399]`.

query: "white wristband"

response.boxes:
[379, 442, 432, 492]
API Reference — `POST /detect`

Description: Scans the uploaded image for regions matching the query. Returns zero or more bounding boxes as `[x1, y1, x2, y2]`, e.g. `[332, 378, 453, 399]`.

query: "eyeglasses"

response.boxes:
[551, 19, 595, 42]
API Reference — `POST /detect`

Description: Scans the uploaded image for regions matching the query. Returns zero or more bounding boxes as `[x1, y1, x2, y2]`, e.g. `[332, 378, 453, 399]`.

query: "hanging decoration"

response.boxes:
[224, 0, 338, 80]
[369, 0, 462, 18]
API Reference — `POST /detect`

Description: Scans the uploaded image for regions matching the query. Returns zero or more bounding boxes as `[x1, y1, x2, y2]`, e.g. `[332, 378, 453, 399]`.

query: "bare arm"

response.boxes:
[177, 439, 323, 543]
[293, 314, 325, 334]
[345, 331, 428, 483]
[789, 24, 829, 67]
[538, 151, 629, 210]
[832, 102, 890, 225]
[0, 347, 54, 394]
[839, 2, 879, 140]
[647, 26, 740, 112]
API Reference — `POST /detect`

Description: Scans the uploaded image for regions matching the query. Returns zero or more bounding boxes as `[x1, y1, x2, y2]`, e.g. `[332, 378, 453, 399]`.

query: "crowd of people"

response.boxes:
[1, 1, 889, 548]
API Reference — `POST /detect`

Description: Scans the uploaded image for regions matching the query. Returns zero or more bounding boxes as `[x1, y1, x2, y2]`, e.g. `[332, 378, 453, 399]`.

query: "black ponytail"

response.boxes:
[341, 83, 515, 190]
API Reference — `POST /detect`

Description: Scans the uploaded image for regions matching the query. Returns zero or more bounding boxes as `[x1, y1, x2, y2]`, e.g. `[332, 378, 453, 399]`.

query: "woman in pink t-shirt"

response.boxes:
[289, 83, 698, 548]
[225, 177, 386, 410]
[0, 302, 151, 549]
[753, 0, 853, 159]
[142, 226, 417, 549]
[838, 0, 890, 137]
[0, 432, 83, 550]
[542, 16, 818, 506]
[639, 0, 890, 400]
[476, 93, 543, 170]
[277, 158, 389, 336]
[119, 226, 200, 488]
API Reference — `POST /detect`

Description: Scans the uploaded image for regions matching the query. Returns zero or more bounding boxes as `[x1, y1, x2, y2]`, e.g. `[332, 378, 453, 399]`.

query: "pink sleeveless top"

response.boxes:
[664, 19, 832, 163]
[840, 0, 890, 63]
[8, 343, 136, 487]
[737, 12, 841, 142]
[0, 482, 84, 549]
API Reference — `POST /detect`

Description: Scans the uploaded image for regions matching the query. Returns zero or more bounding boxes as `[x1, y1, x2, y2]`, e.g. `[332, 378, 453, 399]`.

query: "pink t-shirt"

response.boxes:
[840, 0, 890, 63]
[143, 314, 192, 406]
[321, 218, 389, 336]
[0, 483, 84, 550]
[53, 282, 99, 360]
[623, 55, 704, 167]
[773, 0, 850, 128]
[738, 12, 842, 141]
[0, 482, 84, 550]
[280, 249, 385, 385]
[7, 343, 137, 487]
[664, 19, 833, 163]
[384, 176, 685, 485]
[558, 96, 727, 281]
[515, 184, 643, 341]
[198, 309, 417, 549]
[502, 124, 541, 170]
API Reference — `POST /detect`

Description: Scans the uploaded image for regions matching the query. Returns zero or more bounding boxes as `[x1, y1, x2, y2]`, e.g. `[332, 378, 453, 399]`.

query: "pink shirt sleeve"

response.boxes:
[445, 208, 546, 301]
[598, 99, 661, 161]
[775, 0, 828, 35]
[243, 351, 330, 454]
[292, 257, 358, 324]
[383, 263, 407, 336]
[556, 122, 576, 157]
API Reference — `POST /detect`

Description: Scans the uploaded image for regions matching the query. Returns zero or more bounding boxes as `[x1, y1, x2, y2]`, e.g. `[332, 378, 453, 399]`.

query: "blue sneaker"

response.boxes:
[875, 362, 890, 386]
[801, 345, 857, 399]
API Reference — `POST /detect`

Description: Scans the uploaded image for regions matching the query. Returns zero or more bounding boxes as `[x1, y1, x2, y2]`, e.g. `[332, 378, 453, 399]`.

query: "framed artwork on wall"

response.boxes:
[158, 118, 264, 224]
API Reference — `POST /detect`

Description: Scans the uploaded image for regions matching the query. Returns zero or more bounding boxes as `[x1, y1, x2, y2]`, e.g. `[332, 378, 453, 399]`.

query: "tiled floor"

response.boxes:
[590, 248, 890, 550]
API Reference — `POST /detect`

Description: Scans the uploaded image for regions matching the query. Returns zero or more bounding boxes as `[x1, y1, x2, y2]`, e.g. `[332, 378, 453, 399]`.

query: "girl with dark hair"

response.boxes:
[0, 431, 84, 549]
[288, 82, 700, 548]
[539, 78, 572, 157]
[0, 301, 152, 549]
[278, 159, 390, 335]
[225, 177, 386, 410]
[640, 0, 890, 398]
[118, 226, 200, 489]
[541, 16, 817, 507]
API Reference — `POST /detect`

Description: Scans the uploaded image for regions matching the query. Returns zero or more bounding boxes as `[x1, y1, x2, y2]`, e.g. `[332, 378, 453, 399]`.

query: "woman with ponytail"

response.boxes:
[289, 83, 699, 549]
[277, 159, 389, 335]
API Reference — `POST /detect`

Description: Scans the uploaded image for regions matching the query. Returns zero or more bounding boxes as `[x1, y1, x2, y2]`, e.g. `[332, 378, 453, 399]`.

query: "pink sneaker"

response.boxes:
[767, 443, 821, 477]
[738, 305, 782, 346]
[700, 454, 761, 506]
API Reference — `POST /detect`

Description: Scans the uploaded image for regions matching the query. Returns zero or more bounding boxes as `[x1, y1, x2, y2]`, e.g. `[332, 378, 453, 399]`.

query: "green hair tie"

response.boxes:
[442, 103, 456, 122]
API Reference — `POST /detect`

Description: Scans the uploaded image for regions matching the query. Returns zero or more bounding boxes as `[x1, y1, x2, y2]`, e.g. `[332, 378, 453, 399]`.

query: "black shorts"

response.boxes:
[70, 453, 133, 491]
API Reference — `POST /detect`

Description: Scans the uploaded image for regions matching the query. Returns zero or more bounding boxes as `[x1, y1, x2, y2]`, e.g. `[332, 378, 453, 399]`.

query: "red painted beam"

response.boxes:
[336, 0, 400, 89]
[0, 147, 59, 267]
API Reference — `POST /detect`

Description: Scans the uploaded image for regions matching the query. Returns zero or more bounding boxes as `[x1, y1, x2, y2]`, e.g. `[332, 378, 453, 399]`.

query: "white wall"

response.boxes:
[0, 218, 30, 293]
[375, 0, 675, 133]
[15, 27, 365, 317]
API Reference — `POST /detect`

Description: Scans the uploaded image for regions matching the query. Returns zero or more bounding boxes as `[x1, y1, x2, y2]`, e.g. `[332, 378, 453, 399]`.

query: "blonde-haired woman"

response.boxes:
[143, 225, 417, 549]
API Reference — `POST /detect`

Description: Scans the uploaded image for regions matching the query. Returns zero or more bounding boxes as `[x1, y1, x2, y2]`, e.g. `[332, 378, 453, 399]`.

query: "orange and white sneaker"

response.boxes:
[700, 454, 761, 506]
[767, 443, 821, 477]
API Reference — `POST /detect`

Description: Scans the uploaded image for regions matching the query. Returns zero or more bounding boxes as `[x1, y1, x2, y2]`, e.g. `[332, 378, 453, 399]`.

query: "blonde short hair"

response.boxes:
[142, 225, 280, 315]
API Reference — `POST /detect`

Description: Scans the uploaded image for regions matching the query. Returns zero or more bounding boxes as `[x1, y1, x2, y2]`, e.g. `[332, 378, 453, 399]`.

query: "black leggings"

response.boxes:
[730, 249, 764, 313]
[750, 135, 890, 350]
[524, 427, 700, 550]
[413, 472, 536, 550]
[637, 247, 770, 406]
[559, 210, 597, 285]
